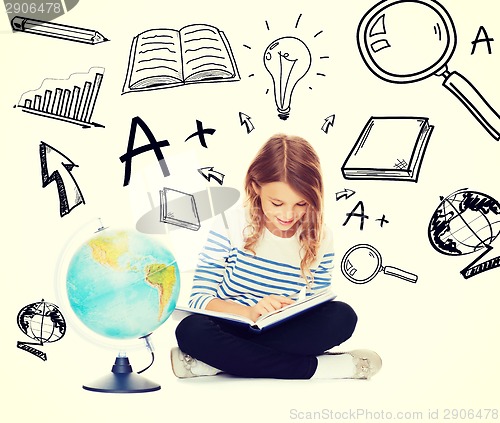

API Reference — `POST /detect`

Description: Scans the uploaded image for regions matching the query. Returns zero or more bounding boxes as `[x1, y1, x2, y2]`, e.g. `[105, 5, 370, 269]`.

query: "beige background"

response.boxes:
[2, 0, 499, 422]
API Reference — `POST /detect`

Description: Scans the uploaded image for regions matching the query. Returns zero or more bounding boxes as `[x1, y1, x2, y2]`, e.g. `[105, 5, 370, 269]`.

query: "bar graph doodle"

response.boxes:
[341, 244, 418, 285]
[428, 189, 500, 279]
[357, 0, 500, 140]
[40, 141, 85, 217]
[17, 299, 66, 361]
[15, 67, 105, 128]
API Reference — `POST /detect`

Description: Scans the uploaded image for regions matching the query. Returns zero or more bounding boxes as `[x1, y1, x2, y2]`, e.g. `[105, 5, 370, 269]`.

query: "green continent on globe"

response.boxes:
[88, 231, 129, 270]
[145, 264, 177, 320]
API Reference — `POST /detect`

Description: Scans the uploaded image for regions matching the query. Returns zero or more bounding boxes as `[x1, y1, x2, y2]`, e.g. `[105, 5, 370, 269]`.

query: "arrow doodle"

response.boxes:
[321, 114, 335, 133]
[239, 112, 254, 134]
[198, 167, 225, 185]
[40, 142, 85, 217]
[335, 188, 356, 201]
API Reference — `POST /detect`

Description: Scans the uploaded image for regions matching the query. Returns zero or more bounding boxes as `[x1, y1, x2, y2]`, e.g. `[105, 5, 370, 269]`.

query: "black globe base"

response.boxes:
[83, 355, 161, 393]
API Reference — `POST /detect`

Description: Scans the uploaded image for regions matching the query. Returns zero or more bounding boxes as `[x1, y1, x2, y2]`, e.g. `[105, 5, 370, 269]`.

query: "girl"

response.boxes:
[171, 134, 381, 379]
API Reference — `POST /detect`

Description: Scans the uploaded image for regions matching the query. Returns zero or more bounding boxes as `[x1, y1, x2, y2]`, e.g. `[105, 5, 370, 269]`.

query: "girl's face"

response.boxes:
[255, 181, 308, 238]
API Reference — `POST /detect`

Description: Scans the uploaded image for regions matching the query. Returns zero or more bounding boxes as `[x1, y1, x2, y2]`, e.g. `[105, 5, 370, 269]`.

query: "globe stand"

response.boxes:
[83, 355, 161, 393]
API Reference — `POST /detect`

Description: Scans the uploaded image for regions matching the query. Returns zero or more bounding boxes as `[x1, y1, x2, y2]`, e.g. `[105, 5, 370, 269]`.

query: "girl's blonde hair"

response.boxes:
[243, 134, 324, 285]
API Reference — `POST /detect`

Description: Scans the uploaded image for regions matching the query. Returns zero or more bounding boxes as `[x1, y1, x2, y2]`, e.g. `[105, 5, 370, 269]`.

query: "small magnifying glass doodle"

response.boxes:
[340, 244, 418, 284]
[357, 0, 500, 140]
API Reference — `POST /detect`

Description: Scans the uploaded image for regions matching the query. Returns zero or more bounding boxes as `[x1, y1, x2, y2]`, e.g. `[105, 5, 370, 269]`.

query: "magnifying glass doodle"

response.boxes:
[357, 0, 500, 140]
[340, 244, 418, 284]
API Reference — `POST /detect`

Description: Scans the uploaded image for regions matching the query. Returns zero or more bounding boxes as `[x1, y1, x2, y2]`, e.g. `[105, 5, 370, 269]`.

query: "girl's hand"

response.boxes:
[248, 295, 295, 322]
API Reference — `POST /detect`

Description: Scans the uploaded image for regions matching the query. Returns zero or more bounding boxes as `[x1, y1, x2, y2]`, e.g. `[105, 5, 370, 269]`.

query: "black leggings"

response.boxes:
[175, 300, 358, 379]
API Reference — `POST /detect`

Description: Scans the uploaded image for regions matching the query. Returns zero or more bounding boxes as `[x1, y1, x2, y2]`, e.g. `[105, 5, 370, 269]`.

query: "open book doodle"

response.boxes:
[172, 288, 337, 332]
[122, 23, 240, 94]
[341, 116, 434, 182]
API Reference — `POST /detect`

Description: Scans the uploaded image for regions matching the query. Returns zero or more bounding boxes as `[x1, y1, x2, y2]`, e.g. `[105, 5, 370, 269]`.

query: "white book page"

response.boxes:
[180, 24, 235, 82]
[128, 29, 183, 89]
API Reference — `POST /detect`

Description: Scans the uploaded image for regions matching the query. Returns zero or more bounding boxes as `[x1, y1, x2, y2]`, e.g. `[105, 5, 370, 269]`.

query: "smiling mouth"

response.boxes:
[277, 217, 294, 225]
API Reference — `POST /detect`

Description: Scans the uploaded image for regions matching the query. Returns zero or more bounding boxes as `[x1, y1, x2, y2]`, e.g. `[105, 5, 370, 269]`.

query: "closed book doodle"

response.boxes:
[160, 187, 201, 231]
[341, 116, 434, 182]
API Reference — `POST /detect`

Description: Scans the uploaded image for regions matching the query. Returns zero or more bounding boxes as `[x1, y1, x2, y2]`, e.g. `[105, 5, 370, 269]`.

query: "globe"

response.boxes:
[428, 189, 500, 256]
[17, 299, 66, 344]
[65, 228, 180, 341]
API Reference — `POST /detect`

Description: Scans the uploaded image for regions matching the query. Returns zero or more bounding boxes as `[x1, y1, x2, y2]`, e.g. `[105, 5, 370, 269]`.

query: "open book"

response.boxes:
[172, 288, 337, 332]
[122, 23, 240, 93]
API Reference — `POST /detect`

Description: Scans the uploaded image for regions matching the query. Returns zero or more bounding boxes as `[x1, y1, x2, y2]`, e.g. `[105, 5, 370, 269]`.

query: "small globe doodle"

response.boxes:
[428, 189, 500, 278]
[17, 299, 66, 361]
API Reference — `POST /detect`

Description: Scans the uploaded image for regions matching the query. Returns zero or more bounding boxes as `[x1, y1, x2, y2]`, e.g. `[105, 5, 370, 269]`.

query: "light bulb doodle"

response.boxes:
[263, 36, 312, 120]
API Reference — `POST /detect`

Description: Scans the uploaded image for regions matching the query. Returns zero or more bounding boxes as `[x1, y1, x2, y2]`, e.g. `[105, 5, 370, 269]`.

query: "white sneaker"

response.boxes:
[344, 349, 382, 379]
[325, 349, 382, 380]
[170, 347, 221, 378]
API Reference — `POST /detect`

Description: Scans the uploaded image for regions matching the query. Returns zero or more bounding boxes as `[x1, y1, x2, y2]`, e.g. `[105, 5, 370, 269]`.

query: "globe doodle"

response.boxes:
[428, 189, 500, 256]
[66, 229, 180, 341]
[17, 299, 66, 344]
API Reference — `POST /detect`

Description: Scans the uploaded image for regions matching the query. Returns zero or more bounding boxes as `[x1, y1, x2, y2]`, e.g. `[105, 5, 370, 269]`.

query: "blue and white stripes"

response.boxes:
[188, 208, 334, 309]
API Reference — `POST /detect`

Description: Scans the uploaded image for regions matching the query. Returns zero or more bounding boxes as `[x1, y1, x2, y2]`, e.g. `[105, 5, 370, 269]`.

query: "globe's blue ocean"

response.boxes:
[66, 230, 180, 340]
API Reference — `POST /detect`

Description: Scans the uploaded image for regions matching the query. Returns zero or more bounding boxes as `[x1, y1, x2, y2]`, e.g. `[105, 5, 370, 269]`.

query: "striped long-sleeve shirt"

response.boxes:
[188, 207, 334, 309]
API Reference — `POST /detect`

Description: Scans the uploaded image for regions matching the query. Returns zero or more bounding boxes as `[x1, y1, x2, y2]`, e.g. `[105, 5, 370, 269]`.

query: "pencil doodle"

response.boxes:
[160, 187, 201, 231]
[11, 15, 108, 44]
[198, 167, 225, 185]
[428, 188, 500, 279]
[321, 114, 335, 134]
[17, 299, 66, 361]
[40, 141, 85, 217]
[136, 187, 240, 234]
[15, 66, 105, 128]
[471, 26, 494, 55]
[122, 23, 240, 94]
[357, 0, 500, 140]
[341, 244, 418, 285]
[341, 116, 434, 182]
[239, 112, 255, 134]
